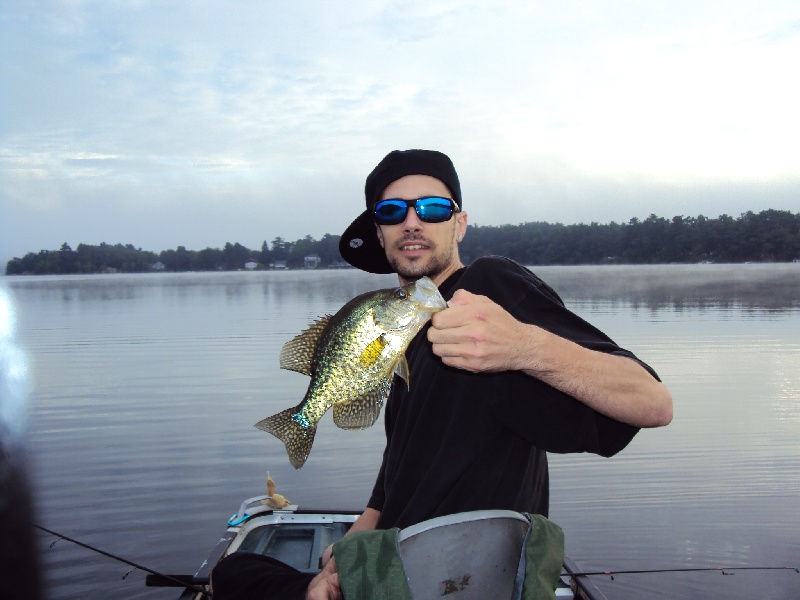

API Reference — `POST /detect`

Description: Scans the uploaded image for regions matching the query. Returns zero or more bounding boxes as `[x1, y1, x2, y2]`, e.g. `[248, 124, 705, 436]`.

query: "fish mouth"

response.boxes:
[411, 277, 448, 310]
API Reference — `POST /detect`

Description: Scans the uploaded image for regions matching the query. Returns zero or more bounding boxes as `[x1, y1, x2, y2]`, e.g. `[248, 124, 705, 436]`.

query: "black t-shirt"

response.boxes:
[368, 256, 659, 530]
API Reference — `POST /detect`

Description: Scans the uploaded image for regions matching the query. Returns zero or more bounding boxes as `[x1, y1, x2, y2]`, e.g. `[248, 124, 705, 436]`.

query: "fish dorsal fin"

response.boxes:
[332, 379, 392, 430]
[279, 315, 332, 375]
[394, 355, 410, 389]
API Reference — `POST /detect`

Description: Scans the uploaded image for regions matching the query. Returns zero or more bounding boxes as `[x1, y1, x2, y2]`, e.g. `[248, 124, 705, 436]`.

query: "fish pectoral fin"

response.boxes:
[279, 315, 332, 376]
[255, 408, 317, 469]
[358, 334, 388, 367]
[332, 380, 392, 430]
[393, 355, 410, 389]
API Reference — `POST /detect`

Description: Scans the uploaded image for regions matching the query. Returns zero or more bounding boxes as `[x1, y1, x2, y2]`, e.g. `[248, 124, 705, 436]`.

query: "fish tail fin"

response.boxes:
[255, 408, 317, 469]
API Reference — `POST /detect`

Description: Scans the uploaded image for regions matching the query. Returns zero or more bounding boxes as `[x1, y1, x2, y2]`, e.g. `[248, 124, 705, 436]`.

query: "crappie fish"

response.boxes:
[256, 277, 447, 469]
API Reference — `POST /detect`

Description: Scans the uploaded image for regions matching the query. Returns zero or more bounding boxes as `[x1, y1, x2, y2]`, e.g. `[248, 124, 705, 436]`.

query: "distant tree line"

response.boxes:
[4, 235, 344, 275]
[462, 209, 800, 265]
[5, 209, 800, 276]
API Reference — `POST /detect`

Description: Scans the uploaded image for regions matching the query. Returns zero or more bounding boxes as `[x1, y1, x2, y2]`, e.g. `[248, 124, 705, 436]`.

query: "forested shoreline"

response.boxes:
[6, 209, 800, 275]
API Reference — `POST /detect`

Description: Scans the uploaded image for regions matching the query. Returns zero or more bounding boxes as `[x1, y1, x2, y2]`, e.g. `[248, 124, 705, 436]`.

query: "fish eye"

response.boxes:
[394, 288, 408, 299]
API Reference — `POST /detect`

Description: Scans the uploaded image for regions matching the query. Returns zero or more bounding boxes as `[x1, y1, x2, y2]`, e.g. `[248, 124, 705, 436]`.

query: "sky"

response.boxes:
[2, 0, 799, 266]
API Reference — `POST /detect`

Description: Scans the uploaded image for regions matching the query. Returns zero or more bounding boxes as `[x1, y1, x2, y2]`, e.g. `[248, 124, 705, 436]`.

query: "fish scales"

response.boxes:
[256, 277, 447, 468]
[280, 295, 416, 447]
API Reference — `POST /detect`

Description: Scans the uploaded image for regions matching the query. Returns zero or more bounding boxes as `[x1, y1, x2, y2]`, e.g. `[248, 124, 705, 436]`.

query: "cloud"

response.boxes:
[2, 1, 799, 264]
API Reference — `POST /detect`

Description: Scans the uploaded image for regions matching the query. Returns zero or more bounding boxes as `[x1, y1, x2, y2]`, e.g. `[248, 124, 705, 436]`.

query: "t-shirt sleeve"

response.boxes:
[455, 257, 659, 457]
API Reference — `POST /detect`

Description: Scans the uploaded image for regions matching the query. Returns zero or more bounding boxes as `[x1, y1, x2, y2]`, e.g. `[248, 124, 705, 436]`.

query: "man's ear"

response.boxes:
[375, 223, 385, 248]
[456, 211, 468, 242]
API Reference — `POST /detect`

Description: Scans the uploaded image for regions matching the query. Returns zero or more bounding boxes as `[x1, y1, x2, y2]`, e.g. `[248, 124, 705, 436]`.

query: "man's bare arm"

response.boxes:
[428, 289, 673, 428]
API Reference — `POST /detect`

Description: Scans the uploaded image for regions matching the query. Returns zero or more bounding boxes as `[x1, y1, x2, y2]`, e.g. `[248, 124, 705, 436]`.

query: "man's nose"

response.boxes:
[401, 206, 423, 230]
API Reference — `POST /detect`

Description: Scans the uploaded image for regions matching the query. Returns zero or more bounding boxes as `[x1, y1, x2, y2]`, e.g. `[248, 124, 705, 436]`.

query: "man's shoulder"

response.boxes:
[460, 256, 565, 307]
[466, 255, 517, 270]
[461, 255, 526, 283]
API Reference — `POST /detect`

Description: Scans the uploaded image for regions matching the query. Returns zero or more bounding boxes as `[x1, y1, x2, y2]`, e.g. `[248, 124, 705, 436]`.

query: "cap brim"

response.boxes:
[338, 210, 394, 274]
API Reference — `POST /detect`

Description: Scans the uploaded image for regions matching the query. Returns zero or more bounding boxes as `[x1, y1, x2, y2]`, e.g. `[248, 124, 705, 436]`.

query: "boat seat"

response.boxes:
[397, 510, 529, 600]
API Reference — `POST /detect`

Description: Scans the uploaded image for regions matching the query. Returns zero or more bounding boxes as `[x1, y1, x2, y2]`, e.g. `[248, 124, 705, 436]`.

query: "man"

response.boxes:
[212, 149, 672, 600]
[336, 149, 671, 530]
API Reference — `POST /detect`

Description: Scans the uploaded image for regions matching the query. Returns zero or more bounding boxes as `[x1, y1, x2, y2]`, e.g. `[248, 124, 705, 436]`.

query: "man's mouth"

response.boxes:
[396, 237, 431, 252]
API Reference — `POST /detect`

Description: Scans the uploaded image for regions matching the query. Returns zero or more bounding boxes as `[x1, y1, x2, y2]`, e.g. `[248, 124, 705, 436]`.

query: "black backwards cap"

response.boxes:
[338, 149, 462, 274]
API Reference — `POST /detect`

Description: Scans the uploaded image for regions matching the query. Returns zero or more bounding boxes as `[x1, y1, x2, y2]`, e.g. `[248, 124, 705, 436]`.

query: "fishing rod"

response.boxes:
[565, 565, 800, 580]
[36, 522, 798, 593]
[34, 523, 211, 596]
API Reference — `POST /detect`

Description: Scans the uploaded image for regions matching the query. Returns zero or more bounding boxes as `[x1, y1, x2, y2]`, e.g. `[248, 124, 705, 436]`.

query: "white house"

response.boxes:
[304, 255, 321, 269]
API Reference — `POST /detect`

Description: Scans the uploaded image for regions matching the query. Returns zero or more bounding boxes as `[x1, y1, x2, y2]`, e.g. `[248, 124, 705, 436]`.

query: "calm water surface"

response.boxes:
[6, 264, 800, 599]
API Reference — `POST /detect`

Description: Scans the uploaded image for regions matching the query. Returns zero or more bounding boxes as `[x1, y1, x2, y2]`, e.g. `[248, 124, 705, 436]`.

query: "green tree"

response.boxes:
[259, 241, 272, 266]
[223, 242, 250, 270]
[196, 247, 223, 271]
[316, 234, 342, 266]
[57, 242, 80, 274]
[288, 235, 317, 268]
[7, 209, 800, 276]
[270, 237, 292, 264]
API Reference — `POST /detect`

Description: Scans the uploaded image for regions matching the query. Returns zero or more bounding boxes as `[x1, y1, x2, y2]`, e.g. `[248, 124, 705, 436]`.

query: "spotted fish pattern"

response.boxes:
[255, 277, 447, 469]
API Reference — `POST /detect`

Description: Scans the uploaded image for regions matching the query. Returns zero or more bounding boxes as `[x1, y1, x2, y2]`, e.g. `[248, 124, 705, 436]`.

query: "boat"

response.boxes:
[146, 492, 607, 600]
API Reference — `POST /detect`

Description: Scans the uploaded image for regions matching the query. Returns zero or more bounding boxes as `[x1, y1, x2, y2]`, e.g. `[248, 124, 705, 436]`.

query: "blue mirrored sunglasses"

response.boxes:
[373, 196, 458, 225]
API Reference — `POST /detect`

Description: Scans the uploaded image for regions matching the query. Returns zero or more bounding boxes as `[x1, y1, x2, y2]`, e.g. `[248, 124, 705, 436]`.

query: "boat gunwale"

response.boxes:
[174, 503, 601, 600]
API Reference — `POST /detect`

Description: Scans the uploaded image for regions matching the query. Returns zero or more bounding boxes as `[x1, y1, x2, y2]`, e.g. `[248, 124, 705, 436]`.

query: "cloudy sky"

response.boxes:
[2, 0, 799, 266]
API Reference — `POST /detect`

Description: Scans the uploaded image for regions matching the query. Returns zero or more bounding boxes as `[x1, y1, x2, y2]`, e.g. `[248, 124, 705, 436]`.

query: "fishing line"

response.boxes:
[565, 565, 800, 580]
[34, 523, 211, 596]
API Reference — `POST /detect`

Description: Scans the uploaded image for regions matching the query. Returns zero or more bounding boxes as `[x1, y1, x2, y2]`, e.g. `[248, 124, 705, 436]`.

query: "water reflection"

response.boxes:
[6, 264, 800, 600]
[9, 264, 799, 313]
[532, 263, 800, 312]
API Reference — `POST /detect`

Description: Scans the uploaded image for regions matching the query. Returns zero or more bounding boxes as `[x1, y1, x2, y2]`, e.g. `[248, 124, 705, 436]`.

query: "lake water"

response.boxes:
[4, 264, 800, 599]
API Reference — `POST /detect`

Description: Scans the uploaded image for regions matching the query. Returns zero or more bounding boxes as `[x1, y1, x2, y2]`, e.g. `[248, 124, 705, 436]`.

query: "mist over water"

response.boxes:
[7, 264, 800, 599]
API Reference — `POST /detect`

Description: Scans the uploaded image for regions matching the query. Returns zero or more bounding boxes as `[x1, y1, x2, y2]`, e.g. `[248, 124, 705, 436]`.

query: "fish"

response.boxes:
[255, 276, 448, 469]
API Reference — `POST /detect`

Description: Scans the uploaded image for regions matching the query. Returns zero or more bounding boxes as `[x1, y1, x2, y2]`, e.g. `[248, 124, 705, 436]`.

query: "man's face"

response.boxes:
[375, 174, 468, 286]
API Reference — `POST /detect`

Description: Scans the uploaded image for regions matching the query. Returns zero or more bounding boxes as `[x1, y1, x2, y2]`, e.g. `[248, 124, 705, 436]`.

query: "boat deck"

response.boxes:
[149, 495, 605, 600]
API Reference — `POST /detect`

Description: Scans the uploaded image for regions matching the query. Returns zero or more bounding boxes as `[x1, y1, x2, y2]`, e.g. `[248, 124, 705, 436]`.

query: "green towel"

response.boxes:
[332, 528, 412, 600]
[516, 514, 565, 600]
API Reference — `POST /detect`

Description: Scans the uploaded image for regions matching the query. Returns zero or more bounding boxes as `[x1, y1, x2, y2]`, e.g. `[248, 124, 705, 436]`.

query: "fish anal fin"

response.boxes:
[279, 315, 332, 376]
[332, 380, 391, 430]
[255, 408, 317, 469]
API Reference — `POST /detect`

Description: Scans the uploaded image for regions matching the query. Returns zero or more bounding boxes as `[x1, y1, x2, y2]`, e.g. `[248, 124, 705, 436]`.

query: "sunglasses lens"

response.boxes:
[374, 197, 456, 225]
[416, 197, 454, 223]
[374, 200, 409, 225]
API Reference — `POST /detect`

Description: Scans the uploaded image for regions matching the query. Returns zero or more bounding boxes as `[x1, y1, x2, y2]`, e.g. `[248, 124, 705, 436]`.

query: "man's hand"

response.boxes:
[320, 543, 334, 568]
[428, 289, 528, 373]
[306, 557, 341, 600]
[314, 506, 379, 596]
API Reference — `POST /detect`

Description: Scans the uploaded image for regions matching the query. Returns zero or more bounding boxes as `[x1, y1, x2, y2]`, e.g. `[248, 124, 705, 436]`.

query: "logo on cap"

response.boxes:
[349, 238, 363, 249]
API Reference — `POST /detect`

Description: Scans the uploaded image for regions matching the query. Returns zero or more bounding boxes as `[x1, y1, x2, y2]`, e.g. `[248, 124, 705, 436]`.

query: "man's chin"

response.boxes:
[390, 256, 442, 282]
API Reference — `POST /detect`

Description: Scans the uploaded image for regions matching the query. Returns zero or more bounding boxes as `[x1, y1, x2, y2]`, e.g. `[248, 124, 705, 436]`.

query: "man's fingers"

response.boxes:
[446, 288, 479, 306]
[320, 544, 333, 567]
